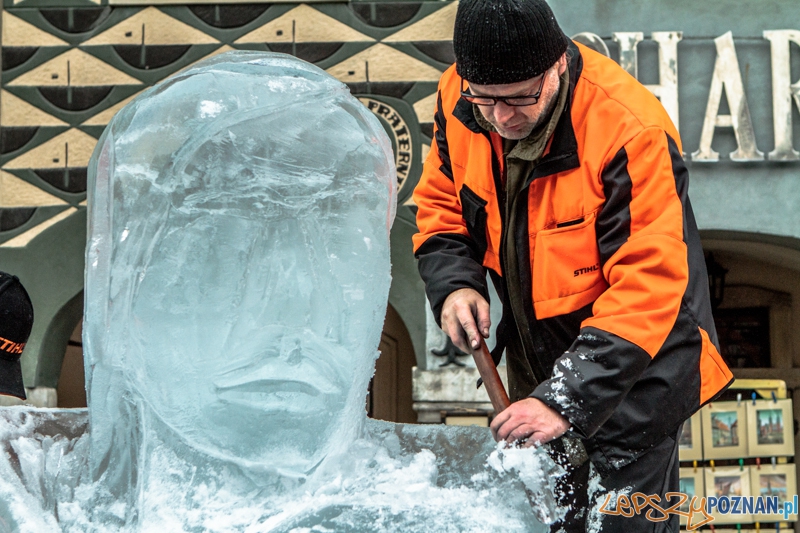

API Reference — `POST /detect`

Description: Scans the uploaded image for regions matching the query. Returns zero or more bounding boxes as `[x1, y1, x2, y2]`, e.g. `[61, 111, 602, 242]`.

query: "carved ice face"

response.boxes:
[86, 52, 395, 475]
[128, 210, 384, 473]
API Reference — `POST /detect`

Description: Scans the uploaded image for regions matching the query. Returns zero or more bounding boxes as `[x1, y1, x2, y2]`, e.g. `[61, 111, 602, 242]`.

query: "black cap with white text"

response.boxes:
[0, 272, 33, 400]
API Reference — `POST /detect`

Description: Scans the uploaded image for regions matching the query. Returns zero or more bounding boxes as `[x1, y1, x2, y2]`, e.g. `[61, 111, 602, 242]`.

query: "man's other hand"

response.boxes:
[441, 288, 490, 352]
[490, 398, 570, 447]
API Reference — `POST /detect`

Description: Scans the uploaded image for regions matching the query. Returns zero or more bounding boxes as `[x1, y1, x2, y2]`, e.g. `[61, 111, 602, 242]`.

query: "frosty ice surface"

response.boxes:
[85, 51, 396, 480]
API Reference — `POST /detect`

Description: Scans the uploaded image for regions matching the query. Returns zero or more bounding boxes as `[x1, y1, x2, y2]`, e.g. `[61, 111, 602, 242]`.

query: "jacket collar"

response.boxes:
[452, 41, 584, 181]
[529, 41, 583, 182]
[453, 96, 483, 134]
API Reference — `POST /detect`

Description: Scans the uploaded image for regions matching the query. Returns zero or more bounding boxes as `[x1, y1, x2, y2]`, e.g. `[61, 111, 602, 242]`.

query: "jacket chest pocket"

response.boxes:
[459, 185, 488, 259]
[531, 210, 608, 319]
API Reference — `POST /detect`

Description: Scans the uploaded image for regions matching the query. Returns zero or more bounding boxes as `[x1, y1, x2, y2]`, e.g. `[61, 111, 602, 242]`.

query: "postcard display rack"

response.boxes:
[678, 379, 797, 530]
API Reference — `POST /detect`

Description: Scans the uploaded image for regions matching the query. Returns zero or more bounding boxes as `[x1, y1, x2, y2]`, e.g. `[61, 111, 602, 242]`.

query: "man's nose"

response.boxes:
[493, 101, 515, 123]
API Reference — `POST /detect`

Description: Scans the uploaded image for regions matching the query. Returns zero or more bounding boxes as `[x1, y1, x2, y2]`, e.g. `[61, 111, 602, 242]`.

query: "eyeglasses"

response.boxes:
[460, 70, 548, 107]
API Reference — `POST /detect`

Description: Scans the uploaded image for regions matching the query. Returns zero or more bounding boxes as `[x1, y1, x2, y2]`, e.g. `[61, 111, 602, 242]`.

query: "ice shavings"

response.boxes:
[577, 350, 602, 363]
[586, 467, 629, 533]
[573, 331, 608, 363]
[259, 434, 543, 533]
[0, 410, 557, 532]
[0, 408, 92, 533]
[576, 332, 603, 343]
[199, 100, 224, 119]
[559, 355, 583, 380]
[484, 441, 567, 525]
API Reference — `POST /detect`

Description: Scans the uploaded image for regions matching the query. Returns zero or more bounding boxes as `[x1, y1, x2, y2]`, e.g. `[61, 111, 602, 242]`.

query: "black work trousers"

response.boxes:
[547, 429, 682, 533]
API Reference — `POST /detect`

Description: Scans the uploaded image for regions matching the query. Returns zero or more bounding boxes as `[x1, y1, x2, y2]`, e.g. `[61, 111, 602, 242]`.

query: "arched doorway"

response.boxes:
[368, 304, 417, 423]
[701, 233, 800, 369]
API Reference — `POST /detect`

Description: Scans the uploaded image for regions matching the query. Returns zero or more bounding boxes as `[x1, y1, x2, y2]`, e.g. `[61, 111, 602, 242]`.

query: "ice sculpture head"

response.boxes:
[85, 52, 396, 475]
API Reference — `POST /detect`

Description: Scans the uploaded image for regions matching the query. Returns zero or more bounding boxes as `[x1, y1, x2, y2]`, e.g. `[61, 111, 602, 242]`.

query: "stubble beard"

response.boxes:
[495, 80, 561, 141]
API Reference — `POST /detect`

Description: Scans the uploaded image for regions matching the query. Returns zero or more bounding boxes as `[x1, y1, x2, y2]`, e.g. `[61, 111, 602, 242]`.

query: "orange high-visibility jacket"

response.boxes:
[413, 42, 733, 471]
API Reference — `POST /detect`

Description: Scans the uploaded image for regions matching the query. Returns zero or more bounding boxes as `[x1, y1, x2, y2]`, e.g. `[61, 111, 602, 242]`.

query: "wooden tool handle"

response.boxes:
[471, 339, 511, 413]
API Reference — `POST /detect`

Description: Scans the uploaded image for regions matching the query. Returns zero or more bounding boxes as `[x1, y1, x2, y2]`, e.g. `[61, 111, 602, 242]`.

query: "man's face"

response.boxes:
[468, 54, 567, 140]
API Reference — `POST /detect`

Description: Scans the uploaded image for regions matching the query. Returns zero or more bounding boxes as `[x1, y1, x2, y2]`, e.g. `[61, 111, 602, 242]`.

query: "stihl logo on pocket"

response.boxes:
[574, 264, 600, 277]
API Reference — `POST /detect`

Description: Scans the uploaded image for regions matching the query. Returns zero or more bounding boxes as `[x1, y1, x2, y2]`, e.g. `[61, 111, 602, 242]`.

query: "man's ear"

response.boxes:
[557, 53, 568, 76]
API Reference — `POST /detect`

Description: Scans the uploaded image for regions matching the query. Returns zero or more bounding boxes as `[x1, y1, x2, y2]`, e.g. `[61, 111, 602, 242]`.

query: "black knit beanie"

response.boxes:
[454, 0, 570, 85]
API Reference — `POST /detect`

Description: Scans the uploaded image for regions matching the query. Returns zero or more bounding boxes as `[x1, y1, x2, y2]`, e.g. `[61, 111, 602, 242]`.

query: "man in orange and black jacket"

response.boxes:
[412, 0, 733, 531]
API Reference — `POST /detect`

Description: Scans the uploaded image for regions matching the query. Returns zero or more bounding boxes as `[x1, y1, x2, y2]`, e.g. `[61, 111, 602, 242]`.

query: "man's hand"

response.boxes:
[441, 288, 491, 352]
[490, 398, 570, 447]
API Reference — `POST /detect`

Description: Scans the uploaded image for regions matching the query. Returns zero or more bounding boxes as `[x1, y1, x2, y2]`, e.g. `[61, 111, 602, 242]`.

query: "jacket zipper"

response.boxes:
[502, 148, 555, 386]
